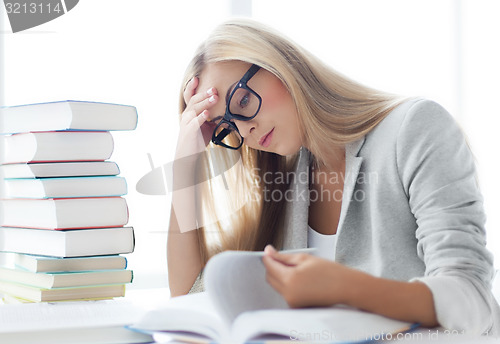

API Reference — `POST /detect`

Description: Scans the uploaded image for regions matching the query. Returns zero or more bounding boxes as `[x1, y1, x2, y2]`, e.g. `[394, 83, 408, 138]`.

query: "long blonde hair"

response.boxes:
[179, 19, 405, 265]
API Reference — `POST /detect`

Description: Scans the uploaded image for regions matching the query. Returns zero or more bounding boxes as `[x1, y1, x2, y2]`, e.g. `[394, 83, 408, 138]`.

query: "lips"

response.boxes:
[259, 128, 274, 148]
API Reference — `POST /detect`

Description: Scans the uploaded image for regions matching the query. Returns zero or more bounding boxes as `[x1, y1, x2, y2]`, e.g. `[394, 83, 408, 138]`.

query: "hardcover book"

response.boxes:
[0, 131, 114, 164]
[0, 161, 120, 179]
[0, 226, 135, 257]
[0, 267, 133, 289]
[0, 100, 138, 134]
[0, 282, 126, 302]
[12, 254, 128, 273]
[2, 176, 127, 199]
[0, 197, 129, 230]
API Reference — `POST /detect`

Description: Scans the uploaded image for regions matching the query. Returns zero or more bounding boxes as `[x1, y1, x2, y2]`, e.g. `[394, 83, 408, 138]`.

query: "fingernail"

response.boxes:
[264, 245, 276, 254]
[208, 95, 216, 103]
[207, 88, 214, 96]
[201, 110, 209, 119]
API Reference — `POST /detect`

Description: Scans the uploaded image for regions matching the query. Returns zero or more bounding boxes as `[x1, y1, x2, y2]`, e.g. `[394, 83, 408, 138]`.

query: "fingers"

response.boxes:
[191, 92, 218, 116]
[196, 110, 210, 127]
[263, 254, 289, 276]
[262, 255, 287, 290]
[183, 77, 199, 105]
[182, 82, 219, 123]
[183, 77, 218, 110]
[265, 266, 284, 293]
[264, 244, 277, 255]
[264, 245, 307, 266]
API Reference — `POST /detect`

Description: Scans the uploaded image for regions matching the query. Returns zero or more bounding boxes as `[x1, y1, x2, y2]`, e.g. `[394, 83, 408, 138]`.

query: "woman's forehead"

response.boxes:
[197, 61, 251, 93]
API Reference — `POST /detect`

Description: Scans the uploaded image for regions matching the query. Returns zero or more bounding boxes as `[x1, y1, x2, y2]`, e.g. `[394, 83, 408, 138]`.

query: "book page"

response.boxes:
[129, 292, 228, 342]
[204, 248, 315, 325]
[231, 305, 415, 343]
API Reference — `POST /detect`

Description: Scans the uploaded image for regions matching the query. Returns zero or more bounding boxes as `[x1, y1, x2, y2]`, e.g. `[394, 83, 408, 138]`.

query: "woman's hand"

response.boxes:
[262, 245, 438, 327]
[175, 77, 219, 161]
[167, 78, 221, 295]
[262, 245, 364, 308]
[170, 78, 220, 233]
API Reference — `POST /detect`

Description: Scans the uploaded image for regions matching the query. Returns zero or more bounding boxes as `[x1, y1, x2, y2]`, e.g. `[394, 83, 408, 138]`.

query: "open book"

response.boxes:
[0, 299, 153, 344]
[129, 250, 418, 343]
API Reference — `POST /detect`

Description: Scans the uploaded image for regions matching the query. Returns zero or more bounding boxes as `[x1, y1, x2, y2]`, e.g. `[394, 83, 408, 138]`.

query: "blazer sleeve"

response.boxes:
[396, 99, 500, 335]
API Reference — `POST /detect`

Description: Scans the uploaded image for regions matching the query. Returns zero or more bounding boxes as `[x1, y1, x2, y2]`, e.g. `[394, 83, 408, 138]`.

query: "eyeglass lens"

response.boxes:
[214, 122, 243, 148]
[212, 64, 262, 149]
[228, 88, 260, 118]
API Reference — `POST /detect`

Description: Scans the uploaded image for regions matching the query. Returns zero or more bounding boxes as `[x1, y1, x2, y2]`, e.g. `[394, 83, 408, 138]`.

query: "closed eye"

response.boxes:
[237, 91, 251, 108]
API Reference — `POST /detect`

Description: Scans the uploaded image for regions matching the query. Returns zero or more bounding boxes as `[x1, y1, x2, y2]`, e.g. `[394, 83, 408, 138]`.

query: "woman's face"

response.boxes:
[196, 61, 303, 156]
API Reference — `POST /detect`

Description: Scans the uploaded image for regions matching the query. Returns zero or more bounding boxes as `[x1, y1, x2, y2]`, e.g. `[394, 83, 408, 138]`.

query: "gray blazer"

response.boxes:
[190, 98, 500, 335]
[282, 98, 499, 335]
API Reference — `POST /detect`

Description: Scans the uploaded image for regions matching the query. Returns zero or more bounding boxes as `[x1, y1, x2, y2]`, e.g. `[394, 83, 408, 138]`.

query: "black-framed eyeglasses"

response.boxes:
[211, 64, 262, 150]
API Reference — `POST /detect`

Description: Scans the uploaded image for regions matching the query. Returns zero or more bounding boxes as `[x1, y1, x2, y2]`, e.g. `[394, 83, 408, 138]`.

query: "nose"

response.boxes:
[233, 119, 256, 138]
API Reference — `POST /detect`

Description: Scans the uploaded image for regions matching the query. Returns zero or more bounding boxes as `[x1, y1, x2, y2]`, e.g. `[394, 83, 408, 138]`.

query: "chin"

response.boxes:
[274, 144, 302, 157]
[251, 142, 301, 156]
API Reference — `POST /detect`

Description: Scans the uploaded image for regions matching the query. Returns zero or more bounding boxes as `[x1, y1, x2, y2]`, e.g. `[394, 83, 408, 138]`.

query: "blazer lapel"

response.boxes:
[281, 147, 310, 249]
[337, 137, 365, 236]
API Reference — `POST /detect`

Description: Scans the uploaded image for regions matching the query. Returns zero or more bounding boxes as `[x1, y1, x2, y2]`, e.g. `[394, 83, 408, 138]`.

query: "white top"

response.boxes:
[307, 226, 337, 261]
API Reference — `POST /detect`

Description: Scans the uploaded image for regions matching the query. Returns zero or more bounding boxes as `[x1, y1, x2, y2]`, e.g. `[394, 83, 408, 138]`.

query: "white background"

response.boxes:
[1, 0, 499, 289]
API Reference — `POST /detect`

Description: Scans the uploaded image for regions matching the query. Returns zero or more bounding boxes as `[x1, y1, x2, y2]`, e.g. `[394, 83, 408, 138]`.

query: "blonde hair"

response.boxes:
[179, 18, 405, 265]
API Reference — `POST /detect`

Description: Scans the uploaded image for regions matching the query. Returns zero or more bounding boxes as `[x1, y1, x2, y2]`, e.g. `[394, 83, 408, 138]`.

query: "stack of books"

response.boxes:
[0, 100, 137, 303]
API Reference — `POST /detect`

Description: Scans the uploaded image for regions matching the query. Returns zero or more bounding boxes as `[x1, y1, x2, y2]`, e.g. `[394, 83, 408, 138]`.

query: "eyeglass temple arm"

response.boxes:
[214, 127, 232, 142]
[240, 64, 261, 83]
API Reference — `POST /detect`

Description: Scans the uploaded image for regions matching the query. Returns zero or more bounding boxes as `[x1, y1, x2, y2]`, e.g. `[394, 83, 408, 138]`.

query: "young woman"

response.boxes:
[167, 18, 500, 335]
